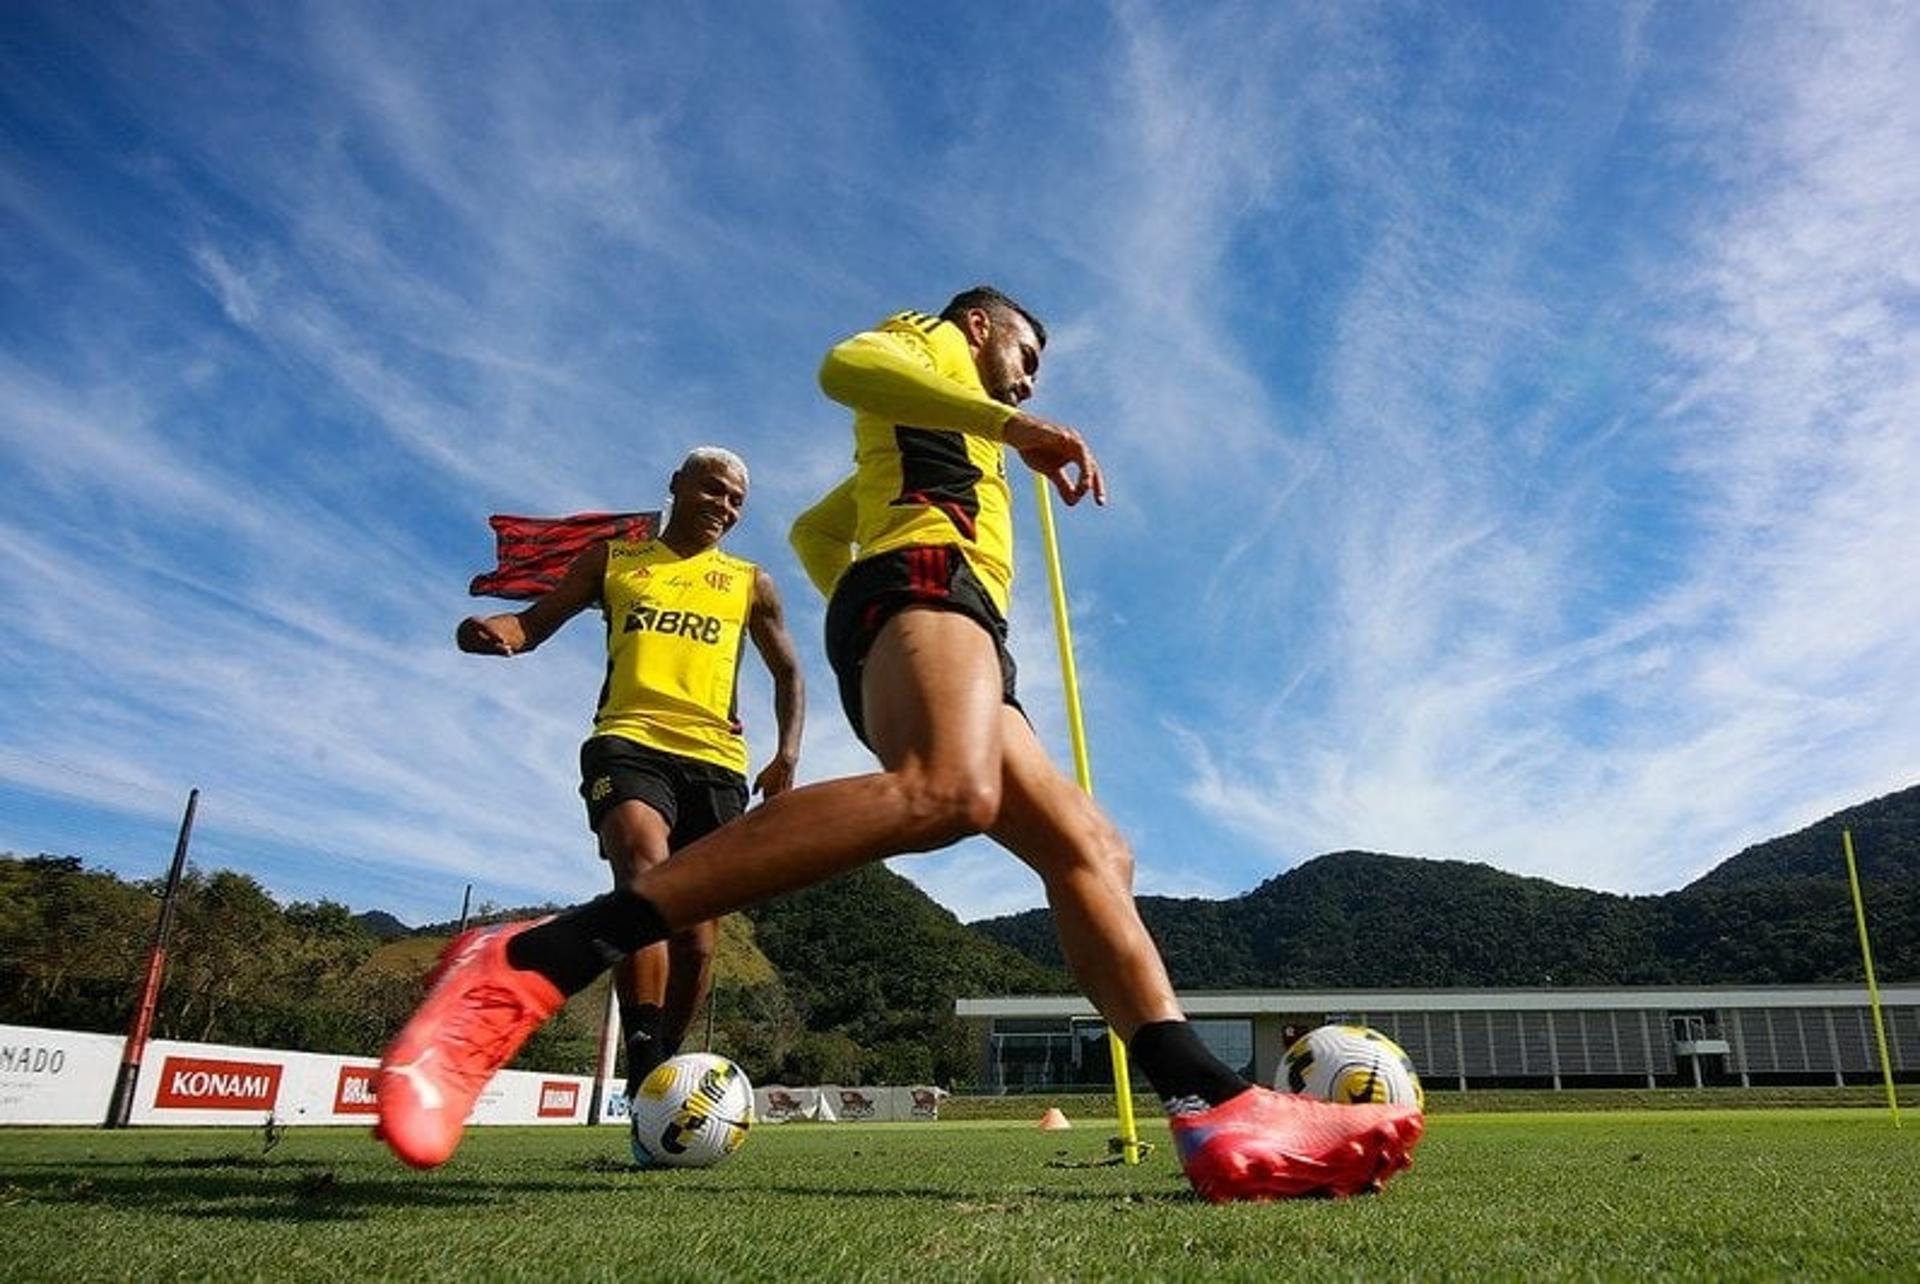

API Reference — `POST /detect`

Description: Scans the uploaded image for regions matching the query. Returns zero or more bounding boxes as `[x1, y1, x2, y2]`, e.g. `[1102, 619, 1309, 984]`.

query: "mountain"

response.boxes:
[1683, 787, 1920, 889]
[742, 863, 1070, 1083]
[972, 784, 1920, 989]
[9, 784, 1913, 1086]
[352, 910, 412, 941]
[390, 861, 1068, 1084]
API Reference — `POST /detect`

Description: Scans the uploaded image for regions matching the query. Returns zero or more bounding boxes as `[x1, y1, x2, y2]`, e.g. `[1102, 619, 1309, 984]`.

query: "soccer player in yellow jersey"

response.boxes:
[383, 291, 1422, 1201]
[452, 446, 804, 1103]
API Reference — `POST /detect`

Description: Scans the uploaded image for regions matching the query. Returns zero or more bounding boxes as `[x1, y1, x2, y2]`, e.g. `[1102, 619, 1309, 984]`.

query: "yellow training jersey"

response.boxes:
[808, 310, 1018, 612]
[593, 539, 755, 776]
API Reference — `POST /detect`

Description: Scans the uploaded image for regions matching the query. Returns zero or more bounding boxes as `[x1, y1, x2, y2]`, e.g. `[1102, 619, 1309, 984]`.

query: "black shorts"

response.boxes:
[578, 734, 748, 848]
[823, 545, 1020, 746]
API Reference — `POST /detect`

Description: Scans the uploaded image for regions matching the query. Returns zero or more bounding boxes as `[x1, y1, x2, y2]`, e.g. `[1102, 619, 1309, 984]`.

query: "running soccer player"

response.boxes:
[452, 446, 804, 1099]
[380, 291, 1422, 1201]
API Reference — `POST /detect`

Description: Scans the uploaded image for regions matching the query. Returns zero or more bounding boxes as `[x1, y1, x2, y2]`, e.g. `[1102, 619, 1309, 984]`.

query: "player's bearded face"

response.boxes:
[976, 312, 1039, 406]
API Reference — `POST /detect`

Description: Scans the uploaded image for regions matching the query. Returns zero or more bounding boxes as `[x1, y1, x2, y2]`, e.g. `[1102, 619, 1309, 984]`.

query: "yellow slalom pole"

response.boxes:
[1031, 474, 1145, 1164]
[1842, 829, 1901, 1128]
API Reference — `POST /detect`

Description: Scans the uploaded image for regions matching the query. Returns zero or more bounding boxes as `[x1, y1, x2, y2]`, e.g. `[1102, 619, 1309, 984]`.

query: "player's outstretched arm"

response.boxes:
[455, 543, 605, 657]
[746, 567, 804, 798]
[818, 328, 1016, 441]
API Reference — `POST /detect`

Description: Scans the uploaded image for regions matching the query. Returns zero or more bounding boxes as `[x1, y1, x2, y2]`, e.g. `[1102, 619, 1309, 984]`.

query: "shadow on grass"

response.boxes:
[556, 1152, 1201, 1204]
[0, 1156, 630, 1224]
[0, 1152, 1201, 1222]
[663, 1178, 1197, 1206]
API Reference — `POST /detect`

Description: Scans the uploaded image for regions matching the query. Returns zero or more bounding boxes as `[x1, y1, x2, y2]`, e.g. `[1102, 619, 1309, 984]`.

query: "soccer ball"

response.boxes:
[628, 1053, 755, 1168]
[1280, 1024, 1424, 1111]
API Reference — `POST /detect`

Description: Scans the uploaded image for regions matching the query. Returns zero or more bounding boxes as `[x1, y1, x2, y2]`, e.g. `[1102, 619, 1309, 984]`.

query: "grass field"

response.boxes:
[2, 1110, 1916, 1281]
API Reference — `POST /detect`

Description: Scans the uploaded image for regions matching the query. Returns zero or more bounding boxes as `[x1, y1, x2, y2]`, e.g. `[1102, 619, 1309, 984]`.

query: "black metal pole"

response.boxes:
[457, 883, 473, 933]
[105, 788, 199, 1128]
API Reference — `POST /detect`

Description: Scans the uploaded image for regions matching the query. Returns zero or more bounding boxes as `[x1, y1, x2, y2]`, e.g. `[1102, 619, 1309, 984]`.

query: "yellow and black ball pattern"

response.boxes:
[1281, 1023, 1425, 1111]
[629, 1052, 755, 1168]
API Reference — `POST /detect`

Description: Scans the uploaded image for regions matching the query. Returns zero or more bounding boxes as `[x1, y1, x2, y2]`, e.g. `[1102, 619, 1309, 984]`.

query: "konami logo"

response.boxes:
[333, 1065, 379, 1114]
[154, 1055, 284, 1110]
[537, 1079, 580, 1118]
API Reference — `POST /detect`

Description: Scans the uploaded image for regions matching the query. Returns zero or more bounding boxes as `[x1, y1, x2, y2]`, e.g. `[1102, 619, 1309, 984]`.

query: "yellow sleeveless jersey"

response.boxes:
[593, 539, 755, 776]
[820, 311, 1017, 612]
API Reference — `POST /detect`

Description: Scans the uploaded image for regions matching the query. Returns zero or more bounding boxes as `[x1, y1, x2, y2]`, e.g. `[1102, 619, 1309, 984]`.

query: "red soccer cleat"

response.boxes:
[376, 919, 564, 1169]
[1170, 1086, 1424, 1202]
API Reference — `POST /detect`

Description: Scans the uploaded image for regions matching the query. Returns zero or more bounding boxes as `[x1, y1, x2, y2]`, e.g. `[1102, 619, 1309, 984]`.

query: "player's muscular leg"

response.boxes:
[659, 919, 715, 1050]
[599, 801, 674, 1015]
[631, 608, 1006, 927]
[990, 710, 1183, 1038]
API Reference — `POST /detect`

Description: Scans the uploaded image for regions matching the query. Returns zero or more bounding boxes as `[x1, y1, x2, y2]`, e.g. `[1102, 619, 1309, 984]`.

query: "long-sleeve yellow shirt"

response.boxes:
[792, 311, 1018, 612]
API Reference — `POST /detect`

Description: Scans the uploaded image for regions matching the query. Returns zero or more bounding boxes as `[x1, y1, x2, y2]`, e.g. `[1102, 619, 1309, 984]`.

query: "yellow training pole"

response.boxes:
[1843, 829, 1901, 1128]
[1031, 475, 1144, 1164]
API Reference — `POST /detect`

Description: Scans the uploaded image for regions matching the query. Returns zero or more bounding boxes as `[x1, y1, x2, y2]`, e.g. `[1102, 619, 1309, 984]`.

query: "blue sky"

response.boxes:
[2, 2, 1914, 926]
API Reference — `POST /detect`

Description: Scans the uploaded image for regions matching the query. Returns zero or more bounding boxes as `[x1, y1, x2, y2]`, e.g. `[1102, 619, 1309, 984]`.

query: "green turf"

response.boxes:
[1, 1110, 1915, 1281]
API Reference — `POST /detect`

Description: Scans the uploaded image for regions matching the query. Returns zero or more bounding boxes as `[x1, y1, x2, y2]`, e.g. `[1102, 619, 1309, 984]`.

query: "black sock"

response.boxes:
[622, 1002, 665, 1097]
[1129, 1020, 1250, 1115]
[504, 890, 669, 995]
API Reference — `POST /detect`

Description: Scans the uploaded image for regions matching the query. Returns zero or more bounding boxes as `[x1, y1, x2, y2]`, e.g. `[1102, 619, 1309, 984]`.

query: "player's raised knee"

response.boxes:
[1092, 817, 1134, 886]
[896, 771, 1001, 848]
[1074, 812, 1134, 885]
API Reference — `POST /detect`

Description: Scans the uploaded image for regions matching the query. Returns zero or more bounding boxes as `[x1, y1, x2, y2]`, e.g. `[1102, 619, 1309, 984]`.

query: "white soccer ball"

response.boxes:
[628, 1053, 755, 1168]
[1279, 1024, 1425, 1111]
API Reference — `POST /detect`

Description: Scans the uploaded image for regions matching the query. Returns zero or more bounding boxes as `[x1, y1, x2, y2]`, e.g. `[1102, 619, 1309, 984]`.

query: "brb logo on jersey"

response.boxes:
[622, 606, 724, 645]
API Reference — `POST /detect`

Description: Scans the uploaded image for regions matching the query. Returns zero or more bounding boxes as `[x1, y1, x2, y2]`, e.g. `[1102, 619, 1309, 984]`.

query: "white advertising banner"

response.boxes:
[119, 1036, 592, 1127]
[0, 1025, 942, 1128]
[822, 1083, 895, 1121]
[0, 1025, 123, 1125]
[896, 1084, 947, 1121]
[755, 1083, 945, 1123]
[465, 1069, 592, 1126]
[132, 1040, 334, 1126]
[596, 1079, 631, 1125]
[756, 1084, 834, 1122]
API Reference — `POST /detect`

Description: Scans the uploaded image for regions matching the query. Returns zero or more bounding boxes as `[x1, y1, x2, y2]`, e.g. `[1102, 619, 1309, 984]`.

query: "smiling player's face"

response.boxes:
[669, 460, 746, 547]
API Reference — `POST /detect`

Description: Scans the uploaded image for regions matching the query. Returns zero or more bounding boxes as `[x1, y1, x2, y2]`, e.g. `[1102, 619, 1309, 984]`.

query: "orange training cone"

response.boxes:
[1038, 1107, 1072, 1131]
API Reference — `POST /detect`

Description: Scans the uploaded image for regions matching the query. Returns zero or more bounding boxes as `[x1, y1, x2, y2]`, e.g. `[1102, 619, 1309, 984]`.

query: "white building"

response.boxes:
[957, 984, 1920, 1092]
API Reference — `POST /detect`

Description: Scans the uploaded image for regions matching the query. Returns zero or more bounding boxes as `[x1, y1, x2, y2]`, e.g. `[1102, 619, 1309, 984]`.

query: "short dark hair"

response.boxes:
[940, 285, 1047, 348]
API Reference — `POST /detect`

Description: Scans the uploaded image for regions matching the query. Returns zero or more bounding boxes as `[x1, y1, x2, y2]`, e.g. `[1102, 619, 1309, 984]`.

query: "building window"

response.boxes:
[1189, 1019, 1255, 1080]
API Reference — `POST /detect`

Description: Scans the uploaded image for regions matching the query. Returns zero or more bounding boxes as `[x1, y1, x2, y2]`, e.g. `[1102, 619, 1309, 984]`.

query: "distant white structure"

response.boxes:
[957, 984, 1920, 1092]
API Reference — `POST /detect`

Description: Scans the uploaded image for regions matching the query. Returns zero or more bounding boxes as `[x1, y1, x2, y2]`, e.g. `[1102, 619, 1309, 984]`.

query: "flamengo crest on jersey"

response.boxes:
[594, 539, 755, 775]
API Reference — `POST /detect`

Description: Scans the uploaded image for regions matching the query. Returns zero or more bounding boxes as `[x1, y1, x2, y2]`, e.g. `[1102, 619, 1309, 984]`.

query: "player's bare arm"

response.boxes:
[746, 566, 804, 799]
[455, 543, 606, 656]
[1003, 411, 1106, 507]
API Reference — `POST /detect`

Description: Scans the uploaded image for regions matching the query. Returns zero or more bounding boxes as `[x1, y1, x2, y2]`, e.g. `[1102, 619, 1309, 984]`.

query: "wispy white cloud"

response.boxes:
[2, 1, 1912, 932]
[1172, 1, 1920, 893]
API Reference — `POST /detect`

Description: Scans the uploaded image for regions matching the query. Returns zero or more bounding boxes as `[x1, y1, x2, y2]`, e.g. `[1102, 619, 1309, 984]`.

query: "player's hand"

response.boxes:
[456, 616, 517, 656]
[1003, 412, 1106, 507]
[753, 752, 797, 799]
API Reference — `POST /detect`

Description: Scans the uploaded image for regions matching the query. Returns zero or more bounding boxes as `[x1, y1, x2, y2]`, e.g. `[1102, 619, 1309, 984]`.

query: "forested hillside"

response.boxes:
[973, 785, 1920, 988]
[0, 853, 1065, 1087]
[743, 863, 1069, 1084]
[6, 784, 1912, 1087]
